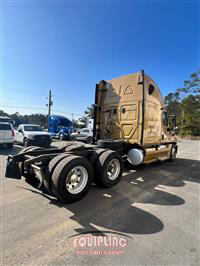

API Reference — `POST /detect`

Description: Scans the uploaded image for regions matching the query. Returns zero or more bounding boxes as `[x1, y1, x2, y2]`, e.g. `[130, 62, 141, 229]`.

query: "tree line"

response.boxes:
[0, 111, 49, 128]
[0, 110, 86, 129]
[164, 69, 200, 136]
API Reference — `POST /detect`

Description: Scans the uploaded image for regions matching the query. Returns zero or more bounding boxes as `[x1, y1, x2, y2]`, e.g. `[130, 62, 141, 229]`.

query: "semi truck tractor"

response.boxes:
[48, 115, 74, 140]
[6, 70, 177, 203]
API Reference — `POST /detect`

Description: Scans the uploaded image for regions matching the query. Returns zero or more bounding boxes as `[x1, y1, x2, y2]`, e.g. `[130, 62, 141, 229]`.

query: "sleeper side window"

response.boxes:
[149, 84, 155, 95]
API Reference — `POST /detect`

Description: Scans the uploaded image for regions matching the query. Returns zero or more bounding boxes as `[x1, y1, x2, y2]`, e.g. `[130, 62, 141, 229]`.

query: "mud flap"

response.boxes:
[5, 159, 21, 179]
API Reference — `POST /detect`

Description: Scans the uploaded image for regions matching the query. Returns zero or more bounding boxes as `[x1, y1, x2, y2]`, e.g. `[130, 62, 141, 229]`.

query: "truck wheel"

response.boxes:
[95, 150, 123, 188]
[89, 148, 107, 183]
[169, 145, 177, 162]
[51, 155, 93, 203]
[43, 153, 71, 194]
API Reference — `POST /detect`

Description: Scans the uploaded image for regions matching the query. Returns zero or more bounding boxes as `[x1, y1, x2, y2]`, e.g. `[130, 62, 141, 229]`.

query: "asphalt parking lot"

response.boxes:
[1, 140, 200, 265]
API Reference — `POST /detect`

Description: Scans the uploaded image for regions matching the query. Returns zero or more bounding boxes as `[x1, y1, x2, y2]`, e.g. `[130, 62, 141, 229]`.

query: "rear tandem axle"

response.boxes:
[5, 142, 124, 203]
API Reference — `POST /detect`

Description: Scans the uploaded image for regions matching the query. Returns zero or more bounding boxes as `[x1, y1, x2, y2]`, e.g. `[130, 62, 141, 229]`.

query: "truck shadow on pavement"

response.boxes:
[20, 157, 199, 236]
[5, 145, 199, 236]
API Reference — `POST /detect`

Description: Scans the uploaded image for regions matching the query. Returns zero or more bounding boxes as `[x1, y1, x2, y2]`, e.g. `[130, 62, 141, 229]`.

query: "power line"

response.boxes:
[4, 88, 92, 105]
[45, 91, 84, 117]
[1, 104, 46, 110]
[2, 104, 84, 118]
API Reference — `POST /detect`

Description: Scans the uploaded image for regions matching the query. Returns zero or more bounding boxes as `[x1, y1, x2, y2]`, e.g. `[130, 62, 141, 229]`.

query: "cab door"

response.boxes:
[119, 103, 138, 141]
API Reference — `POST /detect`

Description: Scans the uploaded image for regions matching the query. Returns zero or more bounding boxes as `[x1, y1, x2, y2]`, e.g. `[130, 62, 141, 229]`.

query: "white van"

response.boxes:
[0, 122, 14, 148]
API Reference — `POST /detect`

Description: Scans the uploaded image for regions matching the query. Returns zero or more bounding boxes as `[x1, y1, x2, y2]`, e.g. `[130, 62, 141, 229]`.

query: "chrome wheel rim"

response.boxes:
[107, 159, 121, 181]
[66, 166, 88, 194]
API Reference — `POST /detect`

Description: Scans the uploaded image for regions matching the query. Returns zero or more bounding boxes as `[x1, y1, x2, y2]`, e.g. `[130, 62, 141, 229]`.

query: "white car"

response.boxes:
[0, 122, 14, 148]
[70, 128, 93, 144]
[15, 124, 51, 148]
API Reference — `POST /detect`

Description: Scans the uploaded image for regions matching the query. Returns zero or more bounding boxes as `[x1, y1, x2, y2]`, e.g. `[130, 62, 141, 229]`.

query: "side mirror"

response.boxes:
[78, 131, 80, 134]
[18, 129, 22, 133]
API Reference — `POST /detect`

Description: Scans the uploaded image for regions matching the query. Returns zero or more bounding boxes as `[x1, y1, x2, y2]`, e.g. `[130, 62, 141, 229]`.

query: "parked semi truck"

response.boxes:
[48, 115, 74, 140]
[6, 70, 177, 203]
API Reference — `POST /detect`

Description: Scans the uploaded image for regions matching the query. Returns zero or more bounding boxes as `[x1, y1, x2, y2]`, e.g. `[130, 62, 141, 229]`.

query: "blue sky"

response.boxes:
[1, 0, 199, 119]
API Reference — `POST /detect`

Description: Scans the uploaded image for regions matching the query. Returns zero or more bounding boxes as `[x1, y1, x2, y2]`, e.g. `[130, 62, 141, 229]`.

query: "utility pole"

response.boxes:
[47, 90, 53, 116]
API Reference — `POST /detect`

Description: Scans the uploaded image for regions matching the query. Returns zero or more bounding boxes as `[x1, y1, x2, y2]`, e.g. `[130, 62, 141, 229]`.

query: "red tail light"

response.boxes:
[12, 129, 14, 136]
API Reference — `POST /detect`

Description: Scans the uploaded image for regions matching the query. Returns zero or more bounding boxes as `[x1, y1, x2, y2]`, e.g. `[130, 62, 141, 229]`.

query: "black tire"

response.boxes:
[43, 153, 71, 194]
[51, 155, 93, 203]
[89, 148, 107, 183]
[7, 143, 13, 149]
[87, 137, 93, 144]
[169, 144, 177, 162]
[97, 139, 124, 149]
[95, 150, 123, 188]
